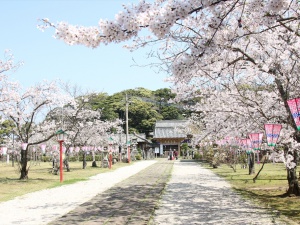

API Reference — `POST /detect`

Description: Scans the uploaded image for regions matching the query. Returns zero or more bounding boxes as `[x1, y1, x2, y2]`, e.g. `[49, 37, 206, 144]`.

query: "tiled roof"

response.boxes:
[153, 120, 187, 139]
[109, 133, 148, 144]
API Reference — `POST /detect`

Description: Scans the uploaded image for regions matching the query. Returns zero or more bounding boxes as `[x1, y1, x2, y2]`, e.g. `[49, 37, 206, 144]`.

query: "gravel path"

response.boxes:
[49, 159, 173, 225]
[0, 160, 156, 225]
[0, 160, 294, 225]
[151, 161, 287, 225]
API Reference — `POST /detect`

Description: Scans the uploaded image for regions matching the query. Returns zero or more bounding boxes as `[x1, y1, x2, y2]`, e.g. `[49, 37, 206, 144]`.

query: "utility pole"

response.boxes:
[125, 93, 130, 163]
[125, 93, 129, 145]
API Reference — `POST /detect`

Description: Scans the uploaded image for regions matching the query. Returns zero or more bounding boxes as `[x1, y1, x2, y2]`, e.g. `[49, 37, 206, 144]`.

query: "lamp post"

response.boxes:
[56, 129, 66, 182]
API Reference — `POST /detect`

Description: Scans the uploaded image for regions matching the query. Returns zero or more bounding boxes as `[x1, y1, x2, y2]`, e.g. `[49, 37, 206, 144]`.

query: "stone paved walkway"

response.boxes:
[0, 159, 295, 225]
[150, 161, 291, 225]
[49, 160, 174, 225]
[0, 160, 159, 225]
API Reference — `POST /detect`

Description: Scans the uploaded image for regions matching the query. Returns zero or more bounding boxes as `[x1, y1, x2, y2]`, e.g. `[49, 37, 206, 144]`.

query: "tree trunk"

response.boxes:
[64, 150, 70, 172]
[287, 167, 300, 196]
[19, 150, 28, 179]
[286, 149, 300, 196]
[82, 152, 87, 169]
[248, 153, 255, 175]
[276, 78, 300, 196]
[92, 150, 97, 167]
[253, 156, 267, 183]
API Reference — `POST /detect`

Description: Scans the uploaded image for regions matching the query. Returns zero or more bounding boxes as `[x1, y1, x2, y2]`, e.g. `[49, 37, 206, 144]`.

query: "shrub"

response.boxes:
[194, 152, 202, 160]
[135, 154, 142, 160]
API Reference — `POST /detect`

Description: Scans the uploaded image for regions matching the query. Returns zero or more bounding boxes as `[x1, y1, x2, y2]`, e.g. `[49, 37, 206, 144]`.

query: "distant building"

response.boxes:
[153, 120, 188, 156]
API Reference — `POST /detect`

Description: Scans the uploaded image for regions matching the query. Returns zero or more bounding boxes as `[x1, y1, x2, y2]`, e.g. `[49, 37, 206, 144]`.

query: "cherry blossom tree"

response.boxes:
[41, 0, 300, 194]
[46, 89, 123, 170]
[0, 50, 23, 75]
[0, 80, 74, 179]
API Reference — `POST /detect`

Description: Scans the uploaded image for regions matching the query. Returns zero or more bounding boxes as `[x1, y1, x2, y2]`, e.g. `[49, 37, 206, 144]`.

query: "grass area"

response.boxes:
[0, 159, 131, 202]
[202, 161, 300, 224]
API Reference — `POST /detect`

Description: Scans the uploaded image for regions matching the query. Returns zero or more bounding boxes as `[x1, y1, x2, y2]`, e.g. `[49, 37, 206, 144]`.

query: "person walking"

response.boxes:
[168, 150, 173, 160]
[174, 150, 178, 160]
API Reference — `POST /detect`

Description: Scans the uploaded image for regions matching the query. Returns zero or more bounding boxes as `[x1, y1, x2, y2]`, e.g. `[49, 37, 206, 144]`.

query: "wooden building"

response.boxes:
[153, 120, 188, 157]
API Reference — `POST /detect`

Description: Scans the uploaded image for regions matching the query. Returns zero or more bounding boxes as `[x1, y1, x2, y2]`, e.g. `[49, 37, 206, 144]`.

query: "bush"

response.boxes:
[194, 152, 202, 160]
[135, 154, 142, 160]
[42, 156, 51, 162]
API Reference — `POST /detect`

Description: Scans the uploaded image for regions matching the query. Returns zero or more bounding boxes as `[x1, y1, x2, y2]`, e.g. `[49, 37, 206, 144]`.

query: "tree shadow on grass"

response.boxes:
[233, 188, 300, 223]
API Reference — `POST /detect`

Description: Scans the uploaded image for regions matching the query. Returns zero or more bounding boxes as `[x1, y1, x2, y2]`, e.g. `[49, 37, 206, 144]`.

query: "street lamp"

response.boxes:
[56, 129, 66, 182]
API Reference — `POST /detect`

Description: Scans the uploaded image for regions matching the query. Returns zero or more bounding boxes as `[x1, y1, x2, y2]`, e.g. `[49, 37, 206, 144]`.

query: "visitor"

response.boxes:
[168, 150, 173, 160]
[174, 150, 178, 160]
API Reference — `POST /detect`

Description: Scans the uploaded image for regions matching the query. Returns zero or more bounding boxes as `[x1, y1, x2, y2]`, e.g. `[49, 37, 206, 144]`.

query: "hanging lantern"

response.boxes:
[21, 143, 28, 151]
[75, 146, 80, 152]
[248, 133, 263, 150]
[2, 146, 7, 155]
[245, 139, 252, 154]
[40, 144, 46, 154]
[264, 124, 282, 147]
[287, 98, 300, 130]
[240, 139, 247, 148]
[69, 147, 74, 153]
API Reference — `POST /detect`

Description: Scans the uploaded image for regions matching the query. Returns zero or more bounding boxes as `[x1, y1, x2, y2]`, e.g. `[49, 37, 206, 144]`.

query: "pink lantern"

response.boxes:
[264, 124, 282, 147]
[246, 139, 252, 149]
[240, 139, 247, 148]
[287, 98, 300, 130]
[21, 143, 28, 151]
[248, 133, 263, 150]
[2, 147, 7, 155]
[75, 147, 80, 152]
[40, 144, 46, 153]
[69, 147, 74, 153]
[52, 145, 58, 151]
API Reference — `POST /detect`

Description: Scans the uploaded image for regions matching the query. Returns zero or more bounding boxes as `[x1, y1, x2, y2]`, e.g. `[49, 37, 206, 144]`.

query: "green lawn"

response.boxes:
[202, 162, 300, 224]
[0, 160, 131, 202]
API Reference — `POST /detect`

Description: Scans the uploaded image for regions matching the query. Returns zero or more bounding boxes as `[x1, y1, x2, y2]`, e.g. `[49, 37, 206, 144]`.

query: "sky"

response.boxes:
[0, 0, 171, 95]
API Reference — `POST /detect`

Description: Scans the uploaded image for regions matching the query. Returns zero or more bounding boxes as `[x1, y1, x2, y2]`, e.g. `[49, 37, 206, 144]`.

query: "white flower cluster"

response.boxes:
[285, 154, 296, 169]
[265, 0, 289, 13]
[171, 53, 195, 79]
[43, 0, 296, 48]
[55, 22, 100, 48]
[0, 49, 24, 74]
